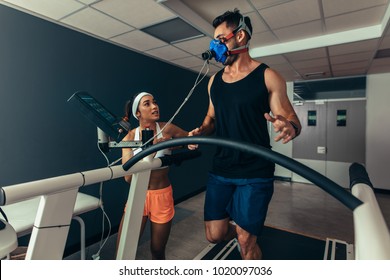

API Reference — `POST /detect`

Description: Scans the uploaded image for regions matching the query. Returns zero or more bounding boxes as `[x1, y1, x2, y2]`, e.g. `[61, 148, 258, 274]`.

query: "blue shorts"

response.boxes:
[204, 173, 274, 236]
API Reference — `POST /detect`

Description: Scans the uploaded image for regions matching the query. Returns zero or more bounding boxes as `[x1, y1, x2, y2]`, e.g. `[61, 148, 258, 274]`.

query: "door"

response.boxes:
[292, 99, 366, 188]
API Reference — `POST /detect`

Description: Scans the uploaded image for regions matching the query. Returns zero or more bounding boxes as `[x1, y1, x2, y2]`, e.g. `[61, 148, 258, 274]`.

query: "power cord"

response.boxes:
[92, 141, 113, 260]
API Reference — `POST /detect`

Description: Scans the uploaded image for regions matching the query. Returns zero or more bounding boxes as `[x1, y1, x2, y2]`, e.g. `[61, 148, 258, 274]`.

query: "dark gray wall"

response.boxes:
[0, 5, 213, 254]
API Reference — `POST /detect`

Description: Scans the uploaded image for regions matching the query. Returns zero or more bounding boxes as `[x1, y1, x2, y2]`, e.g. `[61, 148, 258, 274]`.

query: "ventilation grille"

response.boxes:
[374, 48, 390, 59]
[141, 17, 204, 44]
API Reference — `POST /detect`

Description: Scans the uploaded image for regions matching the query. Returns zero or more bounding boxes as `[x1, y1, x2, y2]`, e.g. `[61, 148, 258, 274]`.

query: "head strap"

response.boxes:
[233, 15, 252, 38]
[225, 15, 251, 55]
[228, 46, 249, 55]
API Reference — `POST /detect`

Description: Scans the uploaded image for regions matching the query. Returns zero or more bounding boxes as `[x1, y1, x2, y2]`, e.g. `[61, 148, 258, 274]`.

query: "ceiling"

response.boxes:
[294, 75, 366, 100]
[1, 0, 390, 83]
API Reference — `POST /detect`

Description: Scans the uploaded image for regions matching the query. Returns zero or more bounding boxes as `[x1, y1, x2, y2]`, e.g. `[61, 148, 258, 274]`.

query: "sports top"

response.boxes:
[210, 63, 275, 178]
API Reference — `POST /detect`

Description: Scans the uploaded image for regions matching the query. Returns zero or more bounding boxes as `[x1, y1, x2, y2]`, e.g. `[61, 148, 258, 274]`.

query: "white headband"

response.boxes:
[132, 92, 153, 120]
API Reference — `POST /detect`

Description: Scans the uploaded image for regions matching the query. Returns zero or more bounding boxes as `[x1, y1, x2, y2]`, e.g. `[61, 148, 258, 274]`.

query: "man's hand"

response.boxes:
[188, 128, 201, 150]
[264, 113, 296, 144]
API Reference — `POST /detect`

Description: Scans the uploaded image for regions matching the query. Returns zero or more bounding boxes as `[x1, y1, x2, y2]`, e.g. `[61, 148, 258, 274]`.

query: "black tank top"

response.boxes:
[210, 63, 275, 178]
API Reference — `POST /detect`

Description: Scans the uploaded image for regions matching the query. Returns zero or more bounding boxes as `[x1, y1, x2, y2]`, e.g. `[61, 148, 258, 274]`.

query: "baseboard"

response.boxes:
[174, 186, 206, 205]
[274, 176, 291, 182]
[374, 188, 390, 195]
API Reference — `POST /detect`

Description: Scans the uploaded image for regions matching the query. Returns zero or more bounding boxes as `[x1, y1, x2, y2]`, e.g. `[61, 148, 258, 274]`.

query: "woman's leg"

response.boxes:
[116, 215, 148, 254]
[149, 220, 172, 260]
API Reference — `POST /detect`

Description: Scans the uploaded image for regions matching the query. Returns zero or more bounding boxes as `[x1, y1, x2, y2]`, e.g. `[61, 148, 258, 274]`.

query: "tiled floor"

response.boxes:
[66, 180, 390, 260]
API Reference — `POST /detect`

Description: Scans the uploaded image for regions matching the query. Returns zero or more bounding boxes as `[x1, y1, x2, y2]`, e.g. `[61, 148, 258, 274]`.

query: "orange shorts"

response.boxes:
[143, 185, 174, 224]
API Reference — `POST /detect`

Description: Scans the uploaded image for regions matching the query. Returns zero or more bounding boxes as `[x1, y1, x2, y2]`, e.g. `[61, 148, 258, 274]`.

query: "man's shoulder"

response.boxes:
[264, 66, 284, 81]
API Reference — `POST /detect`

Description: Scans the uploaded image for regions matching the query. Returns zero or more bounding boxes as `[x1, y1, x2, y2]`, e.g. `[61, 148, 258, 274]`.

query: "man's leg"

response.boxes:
[204, 173, 236, 243]
[236, 224, 261, 260]
[205, 218, 236, 243]
[229, 177, 274, 260]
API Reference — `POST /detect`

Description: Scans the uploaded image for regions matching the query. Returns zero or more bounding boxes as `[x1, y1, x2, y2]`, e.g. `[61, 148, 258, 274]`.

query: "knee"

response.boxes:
[206, 232, 224, 244]
[237, 234, 252, 249]
[237, 235, 261, 260]
[205, 224, 229, 243]
[236, 226, 255, 247]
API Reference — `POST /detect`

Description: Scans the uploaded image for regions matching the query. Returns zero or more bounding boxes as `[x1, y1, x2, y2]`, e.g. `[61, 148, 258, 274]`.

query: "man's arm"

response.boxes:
[155, 122, 188, 150]
[188, 75, 216, 149]
[197, 110, 215, 136]
[264, 68, 302, 143]
[189, 75, 215, 136]
[162, 122, 188, 139]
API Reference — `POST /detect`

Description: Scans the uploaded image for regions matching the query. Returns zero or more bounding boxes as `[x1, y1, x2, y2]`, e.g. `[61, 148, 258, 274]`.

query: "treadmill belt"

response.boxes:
[258, 226, 325, 260]
[199, 226, 327, 260]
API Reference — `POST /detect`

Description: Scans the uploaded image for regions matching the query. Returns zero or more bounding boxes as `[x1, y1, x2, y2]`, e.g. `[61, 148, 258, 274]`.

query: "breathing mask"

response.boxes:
[207, 39, 229, 64]
[202, 15, 252, 64]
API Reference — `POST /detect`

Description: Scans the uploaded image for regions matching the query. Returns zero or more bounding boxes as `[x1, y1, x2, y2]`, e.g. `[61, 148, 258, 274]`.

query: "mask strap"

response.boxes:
[228, 39, 250, 55]
[223, 32, 235, 42]
[228, 46, 248, 55]
[226, 16, 251, 56]
[233, 16, 252, 38]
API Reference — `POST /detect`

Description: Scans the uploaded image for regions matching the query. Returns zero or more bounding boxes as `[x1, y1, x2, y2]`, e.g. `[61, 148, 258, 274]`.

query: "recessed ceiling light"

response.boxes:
[304, 72, 325, 78]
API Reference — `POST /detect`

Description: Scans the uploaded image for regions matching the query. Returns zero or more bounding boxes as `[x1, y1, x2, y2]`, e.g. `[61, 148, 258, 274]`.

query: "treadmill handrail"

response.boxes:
[349, 162, 390, 259]
[123, 136, 363, 211]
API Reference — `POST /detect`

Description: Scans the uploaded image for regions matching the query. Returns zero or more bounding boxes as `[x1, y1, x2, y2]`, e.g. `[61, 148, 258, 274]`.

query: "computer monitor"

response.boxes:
[68, 91, 129, 143]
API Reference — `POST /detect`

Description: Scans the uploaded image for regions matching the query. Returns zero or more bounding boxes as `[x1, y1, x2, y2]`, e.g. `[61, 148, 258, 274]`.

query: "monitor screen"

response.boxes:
[68, 91, 129, 142]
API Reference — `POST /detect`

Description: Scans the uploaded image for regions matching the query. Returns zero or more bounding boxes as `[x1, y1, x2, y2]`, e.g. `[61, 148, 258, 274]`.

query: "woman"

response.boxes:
[118, 91, 188, 260]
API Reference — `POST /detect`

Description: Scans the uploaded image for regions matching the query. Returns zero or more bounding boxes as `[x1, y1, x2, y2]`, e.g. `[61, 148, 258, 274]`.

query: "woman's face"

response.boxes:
[136, 95, 160, 121]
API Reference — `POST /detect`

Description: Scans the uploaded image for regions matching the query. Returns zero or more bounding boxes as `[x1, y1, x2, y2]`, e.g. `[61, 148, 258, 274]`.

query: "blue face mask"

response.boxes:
[205, 16, 252, 64]
[209, 39, 229, 64]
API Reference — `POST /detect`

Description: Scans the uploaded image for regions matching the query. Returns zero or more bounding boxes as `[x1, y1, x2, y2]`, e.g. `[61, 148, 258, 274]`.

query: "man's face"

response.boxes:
[214, 22, 239, 66]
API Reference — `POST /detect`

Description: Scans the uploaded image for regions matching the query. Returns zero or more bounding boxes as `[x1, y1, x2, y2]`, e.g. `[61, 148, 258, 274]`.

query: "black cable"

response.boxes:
[122, 136, 363, 211]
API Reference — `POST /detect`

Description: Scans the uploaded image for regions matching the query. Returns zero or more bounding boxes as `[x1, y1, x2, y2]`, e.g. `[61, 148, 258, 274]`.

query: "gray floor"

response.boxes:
[66, 180, 390, 260]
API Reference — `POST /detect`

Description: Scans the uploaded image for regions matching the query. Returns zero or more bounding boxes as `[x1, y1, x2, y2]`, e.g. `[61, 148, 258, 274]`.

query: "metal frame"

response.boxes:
[0, 156, 161, 260]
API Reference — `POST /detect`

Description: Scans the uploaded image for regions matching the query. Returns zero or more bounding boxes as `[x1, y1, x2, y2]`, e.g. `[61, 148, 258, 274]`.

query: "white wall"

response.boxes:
[366, 73, 390, 190]
[274, 76, 390, 191]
